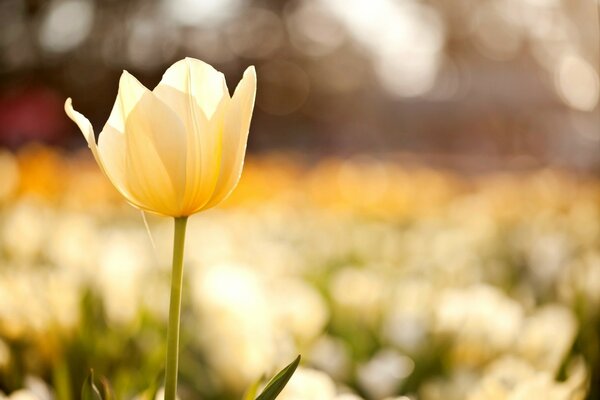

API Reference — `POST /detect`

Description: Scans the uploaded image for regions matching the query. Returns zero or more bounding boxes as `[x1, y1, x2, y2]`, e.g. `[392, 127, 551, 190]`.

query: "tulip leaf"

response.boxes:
[82, 370, 103, 400]
[243, 378, 262, 400]
[255, 355, 301, 400]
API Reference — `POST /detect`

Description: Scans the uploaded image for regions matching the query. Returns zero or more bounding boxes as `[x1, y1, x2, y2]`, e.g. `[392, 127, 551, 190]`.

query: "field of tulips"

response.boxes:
[0, 145, 599, 400]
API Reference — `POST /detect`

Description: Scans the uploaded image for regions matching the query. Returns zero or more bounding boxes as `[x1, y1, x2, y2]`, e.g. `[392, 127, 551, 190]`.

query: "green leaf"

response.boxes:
[243, 378, 262, 400]
[82, 370, 103, 400]
[255, 355, 301, 400]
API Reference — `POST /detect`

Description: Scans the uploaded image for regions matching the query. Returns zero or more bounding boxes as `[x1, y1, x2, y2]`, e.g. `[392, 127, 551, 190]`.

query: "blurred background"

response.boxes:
[1, 0, 600, 169]
[1, 0, 600, 399]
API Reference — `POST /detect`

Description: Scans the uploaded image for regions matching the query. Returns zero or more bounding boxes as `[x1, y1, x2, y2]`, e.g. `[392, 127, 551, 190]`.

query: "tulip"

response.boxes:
[65, 57, 256, 217]
[65, 58, 256, 400]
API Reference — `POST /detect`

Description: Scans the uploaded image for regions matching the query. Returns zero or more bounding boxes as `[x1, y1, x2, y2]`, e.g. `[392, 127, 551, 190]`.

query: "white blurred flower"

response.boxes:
[526, 232, 571, 289]
[45, 212, 98, 275]
[1, 391, 39, 400]
[420, 370, 479, 400]
[383, 279, 436, 351]
[516, 305, 577, 374]
[435, 285, 524, 365]
[277, 367, 336, 400]
[308, 336, 351, 381]
[0, 269, 80, 338]
[192, 263, 280, 388]
[357, 349, 414, 399]
[22, 376, 52, 400]
[330, 267, 388, 322]
[468, 357, 537, 400]
[1, 200, 51, 263]
[271, 279, 329, 343]
[184, 215, 237, 268]
[45, 271, 80, 331]
[97, 229, 152, 325]
[468, 356, 587, 400]
[0, 378, 51, 400]
[560, 251, 600, 311]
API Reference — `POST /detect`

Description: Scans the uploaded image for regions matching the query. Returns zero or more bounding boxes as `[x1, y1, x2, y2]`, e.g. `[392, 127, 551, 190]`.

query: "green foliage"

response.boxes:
[254, 355, 300, 400]
[82, 370, 102, 400]
[242, 379, 261, 400]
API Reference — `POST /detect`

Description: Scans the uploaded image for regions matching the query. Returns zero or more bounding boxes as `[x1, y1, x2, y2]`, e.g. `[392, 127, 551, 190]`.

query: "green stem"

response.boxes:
[52, 355, 72, 400]
[164, 216, 188, 400]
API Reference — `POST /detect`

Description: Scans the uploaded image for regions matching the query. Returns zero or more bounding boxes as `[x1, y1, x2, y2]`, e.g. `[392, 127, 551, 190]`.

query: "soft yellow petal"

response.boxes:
[154, 57, 227, 118]
[115, 70, 189, 214]
[106, 71, 150, 134]
[66, 98, 150, 212]
[65, 98, 100, 163]
[180, 96, 228, 215]
[105, 99, 125, 135]
[154, 58, 230, 214]
[154, 66, 209, 212]
[96, 125, 146, 210]
[123, 92, 188, 216]
[202, 66, 256, 210]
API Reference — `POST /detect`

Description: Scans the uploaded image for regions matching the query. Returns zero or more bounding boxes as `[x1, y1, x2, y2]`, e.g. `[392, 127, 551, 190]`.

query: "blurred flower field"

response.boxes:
[0, 145, 599, 400]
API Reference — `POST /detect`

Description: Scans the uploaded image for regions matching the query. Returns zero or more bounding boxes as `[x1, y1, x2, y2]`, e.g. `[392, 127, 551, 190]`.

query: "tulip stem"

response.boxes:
[165, 216, 188, 400]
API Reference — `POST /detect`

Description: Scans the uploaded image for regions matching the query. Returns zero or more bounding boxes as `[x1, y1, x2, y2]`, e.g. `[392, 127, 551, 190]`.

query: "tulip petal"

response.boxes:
[117, 71, 149, 122]
[98, 71, 148, 194]
[182, 96, 227, 213]
[154, 58, 230, 214]
[154, 57, 227, 118]
[97, 125, 144, 208]
[202, 66, 256, 210]
[65, 98, 101, 164]
[114, 71, 190, 214]
[120, 91, 188, 216]
[65, 98, 150, 212]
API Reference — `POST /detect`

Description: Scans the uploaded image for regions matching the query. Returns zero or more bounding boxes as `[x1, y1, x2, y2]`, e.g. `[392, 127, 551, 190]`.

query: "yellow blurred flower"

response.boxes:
[65, 58, 256, 217]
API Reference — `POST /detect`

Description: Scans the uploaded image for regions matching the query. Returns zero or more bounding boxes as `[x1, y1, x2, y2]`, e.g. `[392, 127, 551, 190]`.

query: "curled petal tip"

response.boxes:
[119, 70, 146, 88]
[64, 97, 79, 121]
[119, 70, 134, 86]
[64, 97, 75, 114]
[244, 65, 256, 78]
[237, 66, 256, 95]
